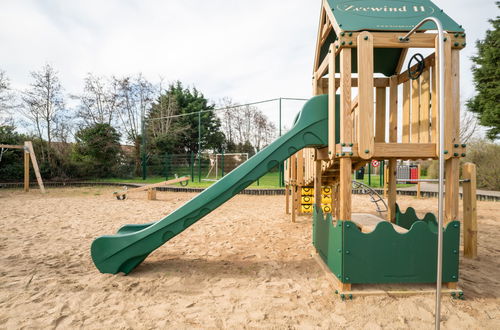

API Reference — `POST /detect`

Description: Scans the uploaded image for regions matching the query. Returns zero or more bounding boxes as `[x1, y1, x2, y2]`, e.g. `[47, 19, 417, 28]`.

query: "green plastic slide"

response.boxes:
[91, 94, 331, 274]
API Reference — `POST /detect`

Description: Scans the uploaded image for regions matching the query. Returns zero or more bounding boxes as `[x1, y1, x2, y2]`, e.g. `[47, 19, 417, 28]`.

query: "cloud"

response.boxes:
[0, 0, 496, 130]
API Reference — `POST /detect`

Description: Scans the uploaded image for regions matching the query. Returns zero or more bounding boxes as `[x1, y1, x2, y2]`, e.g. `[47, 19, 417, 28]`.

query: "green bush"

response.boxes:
[0, 126, 28, 182]
[463, 139, 500, 190]
[427, 140, 500, 190]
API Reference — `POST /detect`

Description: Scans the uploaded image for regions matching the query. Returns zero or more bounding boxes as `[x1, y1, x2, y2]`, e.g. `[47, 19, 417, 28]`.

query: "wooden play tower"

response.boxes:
[285, 0, 476, 296]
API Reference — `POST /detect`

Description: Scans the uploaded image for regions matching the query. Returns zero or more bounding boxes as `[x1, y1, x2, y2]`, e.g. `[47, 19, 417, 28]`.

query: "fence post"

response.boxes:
[368, 163, 372, 186]
[190, 152, 194, 182]
[198, 153, 202, 183]
[463, 163, 477, 259]
[221, 150, 225, 178]
[378, 160, 385, 187]
[164, 153, 170, 180]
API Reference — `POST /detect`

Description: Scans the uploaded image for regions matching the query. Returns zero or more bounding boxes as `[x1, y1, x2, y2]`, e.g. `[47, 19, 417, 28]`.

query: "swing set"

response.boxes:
[0, 141, 45, 193]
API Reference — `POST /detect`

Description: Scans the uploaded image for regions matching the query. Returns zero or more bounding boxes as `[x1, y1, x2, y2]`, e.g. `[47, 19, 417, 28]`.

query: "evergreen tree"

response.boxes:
[72, 123, 122, 178]
[147, 81, 224, 154]
[467, 4, 500, 140]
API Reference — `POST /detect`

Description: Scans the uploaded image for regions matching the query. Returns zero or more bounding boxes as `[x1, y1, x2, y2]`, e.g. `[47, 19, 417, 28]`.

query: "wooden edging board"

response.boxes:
[312, 253, 462, 298]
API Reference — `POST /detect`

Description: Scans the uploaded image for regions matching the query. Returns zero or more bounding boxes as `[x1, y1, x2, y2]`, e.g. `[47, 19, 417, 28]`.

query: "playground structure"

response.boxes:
[91, 0, 477, 306]
[113, 176, 189, 200]
[0, 141, 45, 193]
[283, 0, 477, 298]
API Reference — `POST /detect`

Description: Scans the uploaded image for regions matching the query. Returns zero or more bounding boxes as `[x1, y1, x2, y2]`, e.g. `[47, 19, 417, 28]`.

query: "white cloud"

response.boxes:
[0, 0, 496, 130]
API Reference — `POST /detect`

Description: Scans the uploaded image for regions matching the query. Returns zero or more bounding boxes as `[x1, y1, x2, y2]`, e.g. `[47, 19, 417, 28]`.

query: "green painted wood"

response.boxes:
[313, 205, 460, 284]
[326, 0, 463, 32]
[91, 95, 339, 274]
[313, 207, 343, 279]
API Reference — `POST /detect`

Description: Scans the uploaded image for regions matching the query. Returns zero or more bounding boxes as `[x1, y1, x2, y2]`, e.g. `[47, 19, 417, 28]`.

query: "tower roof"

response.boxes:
[326, 0, 463, 32]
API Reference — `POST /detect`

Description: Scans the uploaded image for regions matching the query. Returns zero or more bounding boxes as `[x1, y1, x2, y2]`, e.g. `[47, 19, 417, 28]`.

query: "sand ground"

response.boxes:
[0, 187, 498, 329]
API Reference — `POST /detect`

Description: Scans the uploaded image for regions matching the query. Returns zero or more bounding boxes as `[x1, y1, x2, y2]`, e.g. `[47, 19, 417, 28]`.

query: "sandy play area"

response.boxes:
[0, 187, 498, 329]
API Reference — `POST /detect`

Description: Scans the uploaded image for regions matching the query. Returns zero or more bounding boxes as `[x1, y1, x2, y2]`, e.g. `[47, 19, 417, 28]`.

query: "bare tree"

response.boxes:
[460, 110, 479, 143]
[73, 73, 118, 126]
[218, 99, 276, 151]
[0, 70, 14, 126]
[114, 74, 154, 175]
[21, 64, 65, 162]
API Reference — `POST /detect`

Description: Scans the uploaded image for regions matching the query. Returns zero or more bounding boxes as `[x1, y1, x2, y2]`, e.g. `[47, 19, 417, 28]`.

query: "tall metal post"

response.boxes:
[141, 114, 147, 180]
[190, 152, 194, 182]
[221, 149, 225, 178]
[403, 17, 446, 330]
[278, 98, 284, 187]
[198, 111, 202, 183]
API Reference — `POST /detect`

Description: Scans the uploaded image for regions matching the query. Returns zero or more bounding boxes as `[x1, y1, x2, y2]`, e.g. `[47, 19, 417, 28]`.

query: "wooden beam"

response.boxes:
[314, 161, 322, 213]
[388, 76, 398, 223]
[389, 76, 398, 143]
[339, 47, 352, 221]
[350, 96, 359, 112]
[336, 32, 465, 50]
[420, 69, 431, 143]
[357, 32, 374, 160]
[443, 37, 454, 159]
[431, 64, 438, 144]
[374, 143, 437, 159]
[462, 163, 477, 259]
[297, 150, 304, 186]
[0, 144, 24, 149]
[316, 53, 330, 79]
[331, 77, 389, 89]
[328, 44, 336, 159]
[313, 6, 327, 72]
[445, 158, 460, 224]
[25, 141, 45, 194]
[411, 77, 420, 143]
[375, 87, 386, 143]
[24, 149, 30, 192]
[285, 185, 290, 215]
[114, 177, 190, 198]
[402, 81, 411, 143]
[395, 49, 408, 74]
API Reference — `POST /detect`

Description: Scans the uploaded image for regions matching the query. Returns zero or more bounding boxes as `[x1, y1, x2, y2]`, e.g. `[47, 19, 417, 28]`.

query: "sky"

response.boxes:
[0, 0, 498, 132]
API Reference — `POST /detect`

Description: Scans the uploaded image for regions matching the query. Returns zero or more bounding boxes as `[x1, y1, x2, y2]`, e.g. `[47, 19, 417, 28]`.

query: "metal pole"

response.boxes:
[221, 150, 225, 178]
[198, 111, 202, 183]
[368, 163, 372, 186]
[141, 114, 147, 180]
[190, 152, 194, 182]
[402, 17, 445, 330]
[279, 98, 283, 187]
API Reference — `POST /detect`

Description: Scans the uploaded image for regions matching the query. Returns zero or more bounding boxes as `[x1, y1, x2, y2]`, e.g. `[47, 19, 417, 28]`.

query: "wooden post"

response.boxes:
[357, 32, 374, 160]
[375, 87, 386, 143]
[25, 141, 45, 193]
[411, 77, 420, 143]
[314, 160, 322, 213]
[339, 48, 352, 221]
[285, 184, 290, 214]
[416, 164, 421, 199]
[388, 76, 398, 223]
[147, 189, 157, 200]
[24, 149, 30, 192]
[462, 163, 477, 259]
[420, 69, 431, 143]
[328, 43, 336, 159]
[445, 47, 460, 224]
[402, 81, 411, 143]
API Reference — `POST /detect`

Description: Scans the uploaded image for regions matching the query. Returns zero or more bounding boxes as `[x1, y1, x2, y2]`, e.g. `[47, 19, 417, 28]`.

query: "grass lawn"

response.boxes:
[89, 171, 284, 189]
[89, 172, 417, 190]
